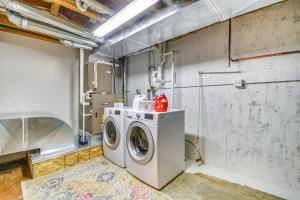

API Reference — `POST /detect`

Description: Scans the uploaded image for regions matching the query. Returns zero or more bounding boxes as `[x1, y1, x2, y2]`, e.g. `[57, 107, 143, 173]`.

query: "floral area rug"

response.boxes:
[21, 156, 279, 200]
[21, 156, 171, 200]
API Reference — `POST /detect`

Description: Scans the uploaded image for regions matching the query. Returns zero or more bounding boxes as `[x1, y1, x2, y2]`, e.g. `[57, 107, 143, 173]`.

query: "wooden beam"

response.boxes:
[0, 14, 18, 28]
[0, 26, 60, 44]
[43, 0, 101, 21]
[50, 3, 60, 15]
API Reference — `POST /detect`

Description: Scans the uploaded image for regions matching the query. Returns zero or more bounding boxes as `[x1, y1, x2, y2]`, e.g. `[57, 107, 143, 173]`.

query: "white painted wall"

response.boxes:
[0, 32, 79, 132]
[126, 1, 300, 199]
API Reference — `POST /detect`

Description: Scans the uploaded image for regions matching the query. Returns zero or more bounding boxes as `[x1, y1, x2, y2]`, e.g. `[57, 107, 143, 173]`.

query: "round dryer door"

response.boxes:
[103, 116, 120, 150]
[126, 121, 154, 165]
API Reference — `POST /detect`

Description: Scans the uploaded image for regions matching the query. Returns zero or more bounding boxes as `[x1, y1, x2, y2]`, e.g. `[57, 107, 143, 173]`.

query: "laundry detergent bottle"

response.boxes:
[155, 93, 168, 112]
[133, 89, 146, 110]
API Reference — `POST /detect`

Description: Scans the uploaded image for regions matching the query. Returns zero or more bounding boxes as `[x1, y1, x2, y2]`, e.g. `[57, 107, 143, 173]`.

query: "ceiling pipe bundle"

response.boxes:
[6, 11, 97, 47]
[0, 0, 103, 43]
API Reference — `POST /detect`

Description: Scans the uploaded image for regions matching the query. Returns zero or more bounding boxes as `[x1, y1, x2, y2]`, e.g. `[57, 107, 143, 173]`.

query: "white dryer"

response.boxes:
[103, 107, 126, 167]
[125, 109, 185, 189]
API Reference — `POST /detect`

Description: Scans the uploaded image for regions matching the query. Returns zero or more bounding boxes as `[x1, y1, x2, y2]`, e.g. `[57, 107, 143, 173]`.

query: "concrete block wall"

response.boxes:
[126, 1, 300, 199]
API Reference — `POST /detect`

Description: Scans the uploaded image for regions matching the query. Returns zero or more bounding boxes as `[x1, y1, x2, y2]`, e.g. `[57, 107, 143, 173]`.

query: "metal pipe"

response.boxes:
[159, 79, 300, 89]
[127, 46, 158, 57]
[6, 11, 97, 47]
[0, 0, 102, 43]
[60, 39, 93, 50]
[76, 0, 115, 16]
[231, 50, 300, 62]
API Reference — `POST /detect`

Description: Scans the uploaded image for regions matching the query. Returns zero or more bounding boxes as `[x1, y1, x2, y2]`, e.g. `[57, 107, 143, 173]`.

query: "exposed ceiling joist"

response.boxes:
[50, 2, 60, 15]
[43, 0, 102, 21]
[0, 26, 60, 44]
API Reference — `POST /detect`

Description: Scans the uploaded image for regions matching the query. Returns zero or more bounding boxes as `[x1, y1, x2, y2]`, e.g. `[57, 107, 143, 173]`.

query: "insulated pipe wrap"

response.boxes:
[60, 39, 93, 50]
[6, 11, 98, 47]
[0, 0, 103, 43]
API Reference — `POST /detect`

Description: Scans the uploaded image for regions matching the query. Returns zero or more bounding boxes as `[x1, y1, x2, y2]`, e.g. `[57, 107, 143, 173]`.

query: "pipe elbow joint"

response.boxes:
[6, 10, 27, 28]
[76, 0, 88, 12]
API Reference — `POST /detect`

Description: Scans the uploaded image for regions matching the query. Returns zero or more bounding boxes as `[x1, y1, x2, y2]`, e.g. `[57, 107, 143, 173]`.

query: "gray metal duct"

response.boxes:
[92, 0, 283, 59]
[0, 115, 76, 157]
[91, 4, 182, 59]
[6, 11, 97, 47]
[0, 0, 102, 43]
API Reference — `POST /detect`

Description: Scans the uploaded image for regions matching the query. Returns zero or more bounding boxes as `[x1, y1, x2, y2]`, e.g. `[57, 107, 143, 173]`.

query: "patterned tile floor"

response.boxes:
[21, 156, 281, 200]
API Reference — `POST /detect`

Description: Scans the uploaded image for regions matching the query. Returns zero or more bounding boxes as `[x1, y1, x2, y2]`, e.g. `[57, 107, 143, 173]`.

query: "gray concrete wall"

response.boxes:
[0, 32, 79, 132]
[126, 1, 300, 199]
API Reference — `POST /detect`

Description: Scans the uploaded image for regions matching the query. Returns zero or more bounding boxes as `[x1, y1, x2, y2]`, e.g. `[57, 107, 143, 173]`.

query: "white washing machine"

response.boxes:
[103, 107, 126, 167]
[125, 109, 185, 189]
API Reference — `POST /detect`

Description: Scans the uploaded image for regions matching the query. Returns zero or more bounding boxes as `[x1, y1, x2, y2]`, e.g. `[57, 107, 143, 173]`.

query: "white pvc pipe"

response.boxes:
[154, 42, 174, 87]
[92, 60, 117, 91]
[96, 60, 119, 67]
[79, 48, 86, 138]
[80, 49, 84, 105]
[171, 54, 175, 109]
[82, 97, 86, 137]
[93, 62, 98, 90]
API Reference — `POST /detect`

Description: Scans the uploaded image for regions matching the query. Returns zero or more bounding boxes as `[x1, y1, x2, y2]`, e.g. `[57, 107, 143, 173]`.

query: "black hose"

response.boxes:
[185, 139, 203, 163]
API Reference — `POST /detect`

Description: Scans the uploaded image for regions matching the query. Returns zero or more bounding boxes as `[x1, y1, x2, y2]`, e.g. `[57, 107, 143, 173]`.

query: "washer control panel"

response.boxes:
[145, 113, 153, 120]
[126, 112, 157, 122]
[136, 113, 141, 119]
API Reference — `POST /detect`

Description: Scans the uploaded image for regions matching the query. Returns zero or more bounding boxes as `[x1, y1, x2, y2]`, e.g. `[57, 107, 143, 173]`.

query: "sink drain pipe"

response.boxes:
[79, 48, 92, 145]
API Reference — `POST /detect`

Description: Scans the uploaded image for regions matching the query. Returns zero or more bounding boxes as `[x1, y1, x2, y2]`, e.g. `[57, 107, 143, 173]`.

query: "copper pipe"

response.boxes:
[231, 50, 300, 62]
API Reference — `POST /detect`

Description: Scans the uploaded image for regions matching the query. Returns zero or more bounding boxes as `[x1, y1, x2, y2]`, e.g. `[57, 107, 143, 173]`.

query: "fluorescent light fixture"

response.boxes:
[93, 0, 159, 37]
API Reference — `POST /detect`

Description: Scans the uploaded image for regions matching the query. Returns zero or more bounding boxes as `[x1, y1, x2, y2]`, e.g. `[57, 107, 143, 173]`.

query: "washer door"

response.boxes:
[126, 121, 154, 165]
[103, 116, 120, 150]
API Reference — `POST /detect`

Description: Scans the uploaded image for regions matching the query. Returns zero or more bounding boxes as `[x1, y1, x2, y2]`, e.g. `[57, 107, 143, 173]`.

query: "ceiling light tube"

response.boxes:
[93, 0, 159, 37]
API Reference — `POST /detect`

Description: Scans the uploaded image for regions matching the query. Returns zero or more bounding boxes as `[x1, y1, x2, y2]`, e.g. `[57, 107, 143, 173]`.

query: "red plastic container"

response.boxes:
[155, 94, 168, 112]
